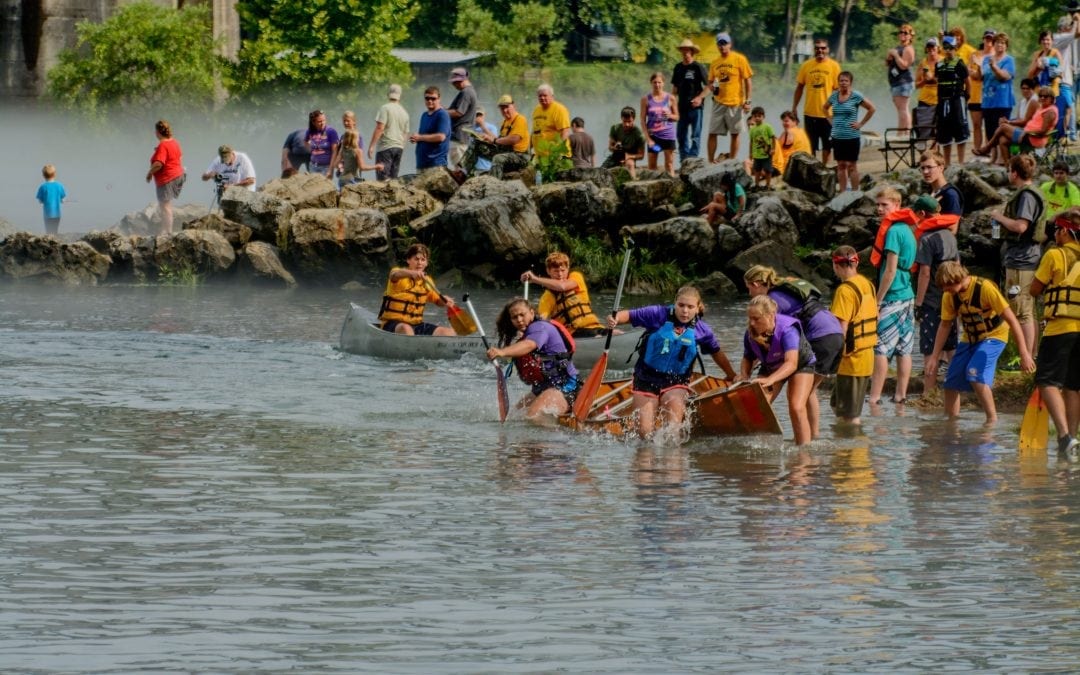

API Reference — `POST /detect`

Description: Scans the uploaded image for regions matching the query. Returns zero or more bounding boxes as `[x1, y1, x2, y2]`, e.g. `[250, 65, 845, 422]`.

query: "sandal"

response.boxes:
[971, 146, 989, 157]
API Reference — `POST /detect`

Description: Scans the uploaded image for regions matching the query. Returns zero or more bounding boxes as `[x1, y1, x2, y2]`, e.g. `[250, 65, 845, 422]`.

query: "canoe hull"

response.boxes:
[339, 303, 643, 368]
[559, 375, 783, 438]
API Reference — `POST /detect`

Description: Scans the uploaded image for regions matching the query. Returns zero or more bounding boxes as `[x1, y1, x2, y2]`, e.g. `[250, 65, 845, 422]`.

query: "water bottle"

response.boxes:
[991, 218, 1001, 239]
[712, 78, 720, 95]
[650, 144, 661, 153]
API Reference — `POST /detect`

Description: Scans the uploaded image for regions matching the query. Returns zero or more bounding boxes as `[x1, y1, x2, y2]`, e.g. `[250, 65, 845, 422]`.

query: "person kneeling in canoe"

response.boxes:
[378, 243, 457, 336]
[486, 297, 580, 418]
[521, 252, 606, 337]
[608, 285, 738, 439]
[740, 295, 816, 445]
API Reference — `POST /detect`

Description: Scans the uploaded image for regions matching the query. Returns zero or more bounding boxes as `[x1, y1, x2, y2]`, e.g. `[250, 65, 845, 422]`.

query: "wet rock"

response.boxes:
[220, 189, 296, 243]
[693, 270, 741, 300]
[339, 181, 439, 231]
[736, 195, 799, 246]
[727, 240, 829, 290]
[237, 241, 296, 287]
[619, 216, 716, 264]
[783, 152, 836, 198]
[435, 176, 546, 267]
[684, 160, 750, 207]
[554, 167, 616, 190]
[154, 229, 236, 280]
[260, 173, 339, 210]
[532, 181, 618, 230]
[183, 212, 253, 249]
[282, 208, 392, 283]
[0, 232, 110, 285]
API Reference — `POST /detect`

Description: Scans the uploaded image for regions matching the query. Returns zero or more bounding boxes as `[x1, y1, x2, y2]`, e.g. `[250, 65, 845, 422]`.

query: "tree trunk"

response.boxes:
[782, 0, 804, 79]
[837, 0, 856, 62]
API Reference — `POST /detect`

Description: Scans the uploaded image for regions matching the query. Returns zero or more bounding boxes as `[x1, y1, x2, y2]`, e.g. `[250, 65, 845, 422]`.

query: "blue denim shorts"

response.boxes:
[890, 82, 914, 98]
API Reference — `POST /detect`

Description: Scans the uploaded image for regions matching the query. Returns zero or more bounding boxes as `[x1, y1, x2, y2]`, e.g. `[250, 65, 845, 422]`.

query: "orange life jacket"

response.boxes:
[870, 208, 918, 271]
[912, 213, 961, 274]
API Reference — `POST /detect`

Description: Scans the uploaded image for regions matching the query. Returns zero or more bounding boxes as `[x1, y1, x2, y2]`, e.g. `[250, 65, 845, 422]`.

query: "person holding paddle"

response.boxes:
[378, 243, 458, 336]
[522, 252, 606, 338]
[485, 298, 579, 418]
[607, 286, 737, 439]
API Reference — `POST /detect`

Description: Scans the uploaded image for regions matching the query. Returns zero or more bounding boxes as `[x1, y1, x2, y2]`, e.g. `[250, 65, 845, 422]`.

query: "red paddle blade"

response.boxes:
[573, 352, 608, 422]
[447, 304, 478, 335]
[495, 364, 510, 423]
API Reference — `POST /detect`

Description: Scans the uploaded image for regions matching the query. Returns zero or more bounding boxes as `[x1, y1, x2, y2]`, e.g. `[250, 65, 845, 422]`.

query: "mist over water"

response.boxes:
[0, 70, 895, 235]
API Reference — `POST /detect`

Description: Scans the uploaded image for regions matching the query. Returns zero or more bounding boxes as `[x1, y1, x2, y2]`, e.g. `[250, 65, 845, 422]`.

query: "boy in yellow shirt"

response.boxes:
[829, 245, 878, 424]
[521, 252, 605, 337]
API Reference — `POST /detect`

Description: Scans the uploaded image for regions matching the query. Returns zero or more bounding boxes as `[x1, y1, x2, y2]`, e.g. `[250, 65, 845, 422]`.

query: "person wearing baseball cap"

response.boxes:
[369, 84, 410, 180]
[201, 143, 256, 192]
[706, 31, 754, 163]
[911, 190, 961, 393]
[793, 37, 841, 164]
[672, 38, 709, 161]
[934, 34, 971, 166]
[1032, 205, 1080, 457]
[446, 67, 477, 172]
[478, 95, 530, 178]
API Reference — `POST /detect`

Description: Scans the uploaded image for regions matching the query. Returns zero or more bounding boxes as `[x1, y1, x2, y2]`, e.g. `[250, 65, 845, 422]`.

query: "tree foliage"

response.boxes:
[232, 0, 418, 92]
[453, 0, 565, 70]
[573, 0, 697, 59]
[47, 2, 220, 113]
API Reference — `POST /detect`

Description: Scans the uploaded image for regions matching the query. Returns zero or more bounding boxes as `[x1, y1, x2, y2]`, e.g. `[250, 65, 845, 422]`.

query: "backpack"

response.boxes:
[774, 277, 827, 327]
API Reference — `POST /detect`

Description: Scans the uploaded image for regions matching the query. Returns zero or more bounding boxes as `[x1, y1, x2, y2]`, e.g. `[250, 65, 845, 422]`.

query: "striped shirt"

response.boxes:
[827, 90, 865, 141]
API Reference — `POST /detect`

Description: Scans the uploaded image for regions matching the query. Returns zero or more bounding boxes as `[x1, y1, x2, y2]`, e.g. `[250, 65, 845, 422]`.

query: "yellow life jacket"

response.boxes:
[952, 277, 1003, 343]
[1044, 245, 1080, 320]
[548, 286, 601, 331]
[838, 277, 878, 356]
[379, 274, 432, 325]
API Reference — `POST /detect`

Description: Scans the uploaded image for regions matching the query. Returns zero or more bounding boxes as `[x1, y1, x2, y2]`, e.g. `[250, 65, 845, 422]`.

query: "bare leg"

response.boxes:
[848, 161, 860, 192]
[708, 134, 718, 163]
[159, 199, 174, 235]
[647, 151, 658, 170]
[822, 148, 831, 165]
[970, 381, 997, 424]
[895, 354, 912, 401]
[729, 132, 740, 160]
[634, 394, 659, 438]
[870, 354, 889, 403]
[787, 372, 815, 445]
[432, 325, 457, 336]
[957, 142, 965, 164]
[893, 95, 912, 132]
[944, 388, 962, 417]
[1067, 389, 1080, 437]
[807, 373, 824, 440]
[658, 388, 691, 432]
[394, 323, 416, 335]
[663, 149, 675, 176]
[943, 144, 952, 166]
[971, 110, 983, 149]
[525, 387, 571, 419]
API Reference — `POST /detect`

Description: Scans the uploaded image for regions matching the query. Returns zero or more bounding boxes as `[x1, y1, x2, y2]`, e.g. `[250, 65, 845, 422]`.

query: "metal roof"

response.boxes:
[390, 48, 492, 64]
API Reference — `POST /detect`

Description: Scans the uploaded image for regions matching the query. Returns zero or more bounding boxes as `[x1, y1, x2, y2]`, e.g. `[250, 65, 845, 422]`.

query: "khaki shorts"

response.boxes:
[449, 140, 468, 169]
[1005, 267, 1036, 323]
[831, 374, 871, 420]
[709, 102, 743, 136]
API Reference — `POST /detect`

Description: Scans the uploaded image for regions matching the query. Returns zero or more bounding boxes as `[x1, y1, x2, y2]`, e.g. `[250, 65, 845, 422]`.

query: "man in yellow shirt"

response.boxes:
[485, 94, 531, 178]
[792, 38, 840, 164]
[1031, 211, 1080, 457]
[707, 32, 753, 163]
[531, 83, 571, 158]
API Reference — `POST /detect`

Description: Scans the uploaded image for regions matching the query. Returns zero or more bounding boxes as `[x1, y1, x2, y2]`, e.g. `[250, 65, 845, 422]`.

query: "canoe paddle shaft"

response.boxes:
[464, 294, 510, 423]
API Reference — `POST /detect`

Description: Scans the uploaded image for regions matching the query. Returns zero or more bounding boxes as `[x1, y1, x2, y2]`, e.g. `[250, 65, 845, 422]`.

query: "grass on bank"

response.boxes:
[547, 225, 687, 295]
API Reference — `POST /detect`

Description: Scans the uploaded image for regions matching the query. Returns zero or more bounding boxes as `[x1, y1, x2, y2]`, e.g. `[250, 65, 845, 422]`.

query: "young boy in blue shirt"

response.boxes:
[35, 164, 67, 235]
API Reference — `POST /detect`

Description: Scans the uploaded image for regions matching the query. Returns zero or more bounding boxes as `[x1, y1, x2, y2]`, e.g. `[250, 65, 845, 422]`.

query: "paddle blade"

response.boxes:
[447, 304, 477, 335]
[573, 352, 609, 422]
[1020, 389, 1050, 452]
[495, 364, 510, 423]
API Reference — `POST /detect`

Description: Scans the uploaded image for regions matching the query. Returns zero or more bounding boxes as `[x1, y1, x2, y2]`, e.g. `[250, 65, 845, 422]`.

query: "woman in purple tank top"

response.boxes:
[641, 72, 680, 176]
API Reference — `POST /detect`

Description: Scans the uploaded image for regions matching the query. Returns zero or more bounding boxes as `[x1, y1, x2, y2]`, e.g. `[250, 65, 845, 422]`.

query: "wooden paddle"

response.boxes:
[425, 278, 477, 335]
[572, 239, 634, 422]
[1019, 388, 1050, 451]
[464, 294, 510, 423]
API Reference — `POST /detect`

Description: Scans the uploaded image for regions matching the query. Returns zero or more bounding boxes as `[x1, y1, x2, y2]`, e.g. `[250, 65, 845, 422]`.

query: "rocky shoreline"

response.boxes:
[2, 153, 1075, 294]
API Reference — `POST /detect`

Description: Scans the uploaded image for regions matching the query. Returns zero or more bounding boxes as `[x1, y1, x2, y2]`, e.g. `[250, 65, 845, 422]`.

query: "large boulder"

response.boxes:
[116, 203, 207, 236]
[736, 195, 799, 246]
[237, 241, 297, 287]
[408, 167, 459, 202]
[339, 181, 439, 232]
[435, 176, 546, 267]
[259, 173, 339, 210]
[715, 224, 747, 261]
[554, 167, 617, 190]
[532, 181, 618, 230]
[82, 230, 147, 281]
[183, 212, 253, 249]
[772, 188, 826, 240]
[693, 270, 741, 300]
[619, 216, 716, 265]
[784, 152, 836, 197]
[955, 162, 1009, 189]
[947, 167, 1006, 213]
[0, 232, 111, 285]
[727, 240, 829, 290]
[620, 177, 682, 222]
[220, 188, 296, 243]
[0, 217, 18, 241]
[684, 160, 749, 207]
[282, 207, 392, 282]
[153, 229, 236, 280]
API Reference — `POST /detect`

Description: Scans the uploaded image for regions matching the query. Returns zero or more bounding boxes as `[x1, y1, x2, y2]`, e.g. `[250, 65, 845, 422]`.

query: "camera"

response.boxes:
[213, 173, 228, 197]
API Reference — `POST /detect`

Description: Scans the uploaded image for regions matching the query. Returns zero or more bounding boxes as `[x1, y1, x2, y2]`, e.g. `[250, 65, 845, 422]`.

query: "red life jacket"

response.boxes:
[914, 213, 961, 241]
[514, 319, 576, 386]
[870, 208, 918, 271]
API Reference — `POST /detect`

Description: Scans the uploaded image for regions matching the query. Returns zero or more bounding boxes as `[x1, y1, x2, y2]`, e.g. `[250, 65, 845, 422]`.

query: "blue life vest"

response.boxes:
[745, 313, 803, 372]
[640, 308, 699, 376]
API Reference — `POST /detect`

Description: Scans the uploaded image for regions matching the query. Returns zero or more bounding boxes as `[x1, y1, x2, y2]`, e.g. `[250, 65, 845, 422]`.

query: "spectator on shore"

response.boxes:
[975, 86, 1058, 163]
[1016, 78, 1040, 124]
[672, 38, 709, 162]
[915, 37, 940, 138]
[305, 110, 339, 177]
[1029, 30, 1063, 100]
[446, 68, 478, 171]
[146, 119, 184, 235]
[823, 71, 875, 193]
[1041, 161, 1080, 219]
[886, 24, 917, 135]
[410, 86, 451, 170]
[201, 144, 256, 192]
[531, 83, 571, 158]
[793, 37, 840, 164]
[568, 117, 595, 168]
[918, 149, 964, 216]
[642, 72, 679, 176]
[978, 32, 1016, 165]
[935, 35, 970, 165]
[707, 32, 753, 163]
[602, 106, 646, 178]
[281, 126, 310, 176]
[968, 29, 997, 155]
[470, 109, 499, 173]
[369, 84, 410, 180]
[1052, 14, 1080, 141]
[484, 95, 531, 178]
[35, 164, 66, 235]
[770, 111, 811, 177]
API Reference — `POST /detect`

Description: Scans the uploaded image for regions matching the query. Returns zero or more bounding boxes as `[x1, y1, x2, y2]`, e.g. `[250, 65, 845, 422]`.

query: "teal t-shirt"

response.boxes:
[749, 122, 775, 160]
[726, 183, 746, 214]
[880, 222, 917, 302]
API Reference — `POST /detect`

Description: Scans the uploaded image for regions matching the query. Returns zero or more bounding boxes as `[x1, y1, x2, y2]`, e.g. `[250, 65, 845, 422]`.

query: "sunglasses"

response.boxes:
[424, 96, 438, 101]
[899, 30, 911, 35]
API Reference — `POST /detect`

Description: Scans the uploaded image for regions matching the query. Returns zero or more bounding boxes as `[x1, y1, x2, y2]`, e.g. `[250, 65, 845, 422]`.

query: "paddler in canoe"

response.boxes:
[485, 297, 581, 418]
[520, 251, 606, 337]
[606, 285, 738, 438]
[378, 243, 460, 336]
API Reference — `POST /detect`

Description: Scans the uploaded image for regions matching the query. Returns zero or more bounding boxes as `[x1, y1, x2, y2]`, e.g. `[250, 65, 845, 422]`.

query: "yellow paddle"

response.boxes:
[425, 278, 477, 335]
[1019, 388, 1049, 451]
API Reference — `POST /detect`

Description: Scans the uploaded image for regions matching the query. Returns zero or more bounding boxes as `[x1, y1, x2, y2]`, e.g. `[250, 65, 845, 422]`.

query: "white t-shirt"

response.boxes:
[1053, 30, 1076, 86]
[374, 101, 410, 151]
[1018, 92, 1038, 121]
[205, 151, 256, 191]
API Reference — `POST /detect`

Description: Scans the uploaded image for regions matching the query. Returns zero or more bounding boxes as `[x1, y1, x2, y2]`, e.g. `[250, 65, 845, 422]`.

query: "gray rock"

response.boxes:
[554, 167, 617, 190]
[220, 189, 296, 243]
[408, 167, 460, 201]
[678, 157, 708, 179]
[183, 212, 253, 249]
[771, 189, 825, 239]
[116, 203, 207, 236]
[0, 217, 18, 241]
[947, 167, 1006, 213]
[727, 240, 829, 290]
[154, 229, 236, 280]
[260, 173, 339, 210]
[532, 181, 618, 229]
[736, 195, 799, 246]
[823, 216, 875, 251]
[237, 241, 296, 287]
[783, 152, 836, 197]
[953, 162, 1009, 188]
[619, 216, 716, 264]
[685, 160, 750, 207]
[620, 178, 682, 222]
[282, 208, 392, 282]
[826, 190, 869, 215]
[715, 224, 747, 260]
[339, 181, 439, 232]
[436, 176, 546, 266]
[0, 232, 110, 285]
[693, 270, 741, 300]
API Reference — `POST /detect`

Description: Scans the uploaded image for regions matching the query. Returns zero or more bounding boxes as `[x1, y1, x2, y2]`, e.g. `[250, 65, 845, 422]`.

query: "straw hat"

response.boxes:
[677, 38, 700, 54]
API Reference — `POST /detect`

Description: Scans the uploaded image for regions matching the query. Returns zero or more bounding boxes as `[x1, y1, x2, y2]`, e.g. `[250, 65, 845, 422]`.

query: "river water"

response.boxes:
[2, 283, 1080, 672]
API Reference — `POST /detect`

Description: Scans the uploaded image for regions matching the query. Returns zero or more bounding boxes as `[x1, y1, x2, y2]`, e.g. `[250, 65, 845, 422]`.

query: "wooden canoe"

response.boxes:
[558, 375, 783, 438]
[338, 303, 644, 368]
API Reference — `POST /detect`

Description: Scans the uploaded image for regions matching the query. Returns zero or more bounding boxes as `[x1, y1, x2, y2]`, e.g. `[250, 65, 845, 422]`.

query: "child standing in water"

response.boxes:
[35, 164, 67, 235]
